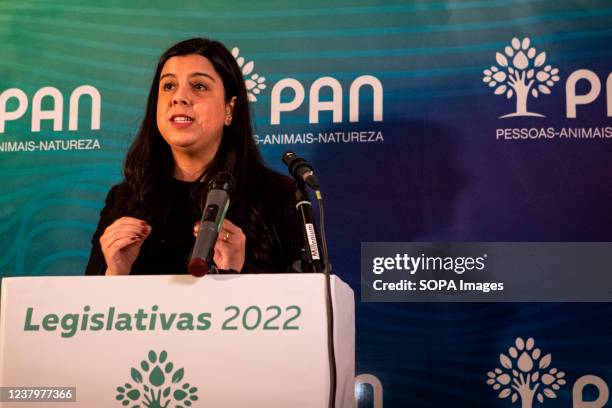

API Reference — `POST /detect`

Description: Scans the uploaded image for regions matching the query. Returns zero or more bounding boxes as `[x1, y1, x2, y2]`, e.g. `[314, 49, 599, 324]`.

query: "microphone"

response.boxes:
[294, 188, 323, 272]
[282, 151, 319, 190]
[188, 172, 234, 277]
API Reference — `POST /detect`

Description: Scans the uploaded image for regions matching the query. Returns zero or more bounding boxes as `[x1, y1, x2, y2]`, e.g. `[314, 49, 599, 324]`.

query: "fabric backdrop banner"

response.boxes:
[1, 1, 611, 406]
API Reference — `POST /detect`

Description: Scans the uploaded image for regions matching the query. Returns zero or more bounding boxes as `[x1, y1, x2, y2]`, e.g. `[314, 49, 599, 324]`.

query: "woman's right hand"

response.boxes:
[100, 217, 151, 275]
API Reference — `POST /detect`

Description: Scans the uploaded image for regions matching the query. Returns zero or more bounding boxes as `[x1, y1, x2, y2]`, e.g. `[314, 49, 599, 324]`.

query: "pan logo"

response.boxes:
[486, 337, 566, 406]
[230, 46, 383, 126]
[116, 350, 199, 407]
[483, 37, 560, 118]
[486, 337, 610, 408]
[232, 47, 266, 102]
[270, 75, 383, 125]
[484, 37, 612, 121]
[0, 85, 101, 134]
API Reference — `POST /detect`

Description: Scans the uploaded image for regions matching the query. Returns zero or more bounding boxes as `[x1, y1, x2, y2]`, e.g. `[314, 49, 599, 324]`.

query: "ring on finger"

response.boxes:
[223, 230, 231, 242]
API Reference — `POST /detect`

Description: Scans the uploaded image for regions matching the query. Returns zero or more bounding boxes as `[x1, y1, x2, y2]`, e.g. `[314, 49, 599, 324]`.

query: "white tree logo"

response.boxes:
[486, 337, 567, 408]
[231, 47, 266, 102]
[483, 37, 560, 118]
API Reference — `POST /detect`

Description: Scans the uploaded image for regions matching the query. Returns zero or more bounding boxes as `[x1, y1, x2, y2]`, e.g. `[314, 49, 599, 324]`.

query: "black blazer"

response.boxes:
[85, 173, 305, 275]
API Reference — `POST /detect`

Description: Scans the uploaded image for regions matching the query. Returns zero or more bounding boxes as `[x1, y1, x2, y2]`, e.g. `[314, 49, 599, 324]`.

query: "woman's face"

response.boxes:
[156, 54, 234, 156]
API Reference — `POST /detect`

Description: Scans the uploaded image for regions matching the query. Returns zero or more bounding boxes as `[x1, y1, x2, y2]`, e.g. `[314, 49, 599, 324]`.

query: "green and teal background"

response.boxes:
[1, 1, 611, 406]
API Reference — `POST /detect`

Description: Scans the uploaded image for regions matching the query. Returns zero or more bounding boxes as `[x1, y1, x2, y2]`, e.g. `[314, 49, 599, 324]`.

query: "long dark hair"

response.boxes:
[118, 38, 275, 263]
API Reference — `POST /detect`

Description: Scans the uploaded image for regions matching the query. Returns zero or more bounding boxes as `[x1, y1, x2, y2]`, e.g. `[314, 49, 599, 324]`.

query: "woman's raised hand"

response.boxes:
[193, 218, 245, 272]
[100, 217, 151, 275]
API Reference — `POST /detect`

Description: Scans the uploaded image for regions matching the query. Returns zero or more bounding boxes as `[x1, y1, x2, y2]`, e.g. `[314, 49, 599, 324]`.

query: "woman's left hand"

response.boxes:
[193, 218, 246, 272]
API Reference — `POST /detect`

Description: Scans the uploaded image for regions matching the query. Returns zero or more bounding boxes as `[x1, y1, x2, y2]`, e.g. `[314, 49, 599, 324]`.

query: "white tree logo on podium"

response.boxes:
[486, 337, 567, 408]
[483, 38, 560, 118]
[231, 47, 266, 102]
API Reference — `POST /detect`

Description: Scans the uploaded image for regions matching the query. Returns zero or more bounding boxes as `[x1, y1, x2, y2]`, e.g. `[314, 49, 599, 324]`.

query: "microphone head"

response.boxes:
[281, 151, 319, 189]
[208, 172, 234, 194]
[282, 151, 297, 166]
[282, 152, 310, 174]
[188, 257, 209, 277]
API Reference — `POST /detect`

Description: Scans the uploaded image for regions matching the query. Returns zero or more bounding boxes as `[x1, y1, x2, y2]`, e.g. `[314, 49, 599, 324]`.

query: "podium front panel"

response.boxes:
[0, 274, 355, 408]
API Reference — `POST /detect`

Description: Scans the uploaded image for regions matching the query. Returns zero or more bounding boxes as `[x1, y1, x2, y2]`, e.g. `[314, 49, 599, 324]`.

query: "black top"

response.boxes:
[85, 173, 304, 275]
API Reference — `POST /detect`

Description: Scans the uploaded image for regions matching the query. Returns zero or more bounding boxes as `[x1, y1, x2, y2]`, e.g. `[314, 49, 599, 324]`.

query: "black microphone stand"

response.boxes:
[293, 181, 324, 273]
[290, 179, 336, 408]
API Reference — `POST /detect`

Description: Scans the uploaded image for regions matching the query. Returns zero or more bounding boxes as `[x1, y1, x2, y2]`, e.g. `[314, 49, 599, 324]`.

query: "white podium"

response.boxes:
[0, 274, 355, 408]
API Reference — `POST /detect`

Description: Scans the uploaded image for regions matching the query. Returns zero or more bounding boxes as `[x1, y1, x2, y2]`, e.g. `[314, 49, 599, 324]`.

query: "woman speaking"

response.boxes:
[85, 38, 303, 276]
